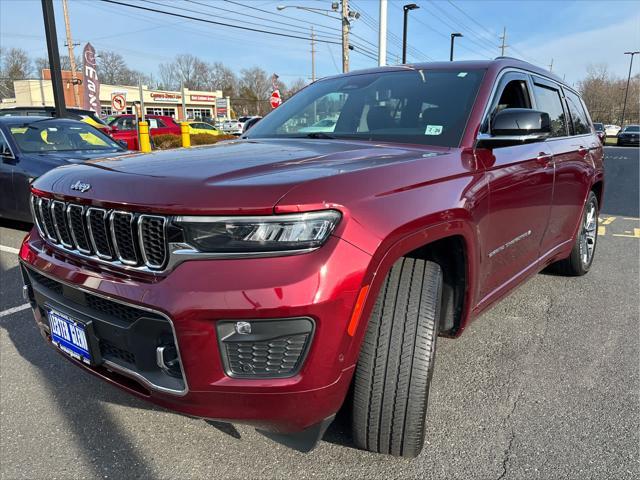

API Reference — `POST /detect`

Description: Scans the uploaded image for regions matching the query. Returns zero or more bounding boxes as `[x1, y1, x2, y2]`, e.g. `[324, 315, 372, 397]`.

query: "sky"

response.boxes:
[1, 0, 639, 87]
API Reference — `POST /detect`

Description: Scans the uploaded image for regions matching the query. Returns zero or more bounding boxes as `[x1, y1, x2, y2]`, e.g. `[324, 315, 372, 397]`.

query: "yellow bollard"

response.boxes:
[138, 121, 152, 153]
[180, 122, 191, 148]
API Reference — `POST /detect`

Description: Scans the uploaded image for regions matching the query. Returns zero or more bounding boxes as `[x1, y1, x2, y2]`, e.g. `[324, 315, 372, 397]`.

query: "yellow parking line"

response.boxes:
[601, 217, 616, 225]
[598, 226, 606, 236]
[613, 228, 640, 238]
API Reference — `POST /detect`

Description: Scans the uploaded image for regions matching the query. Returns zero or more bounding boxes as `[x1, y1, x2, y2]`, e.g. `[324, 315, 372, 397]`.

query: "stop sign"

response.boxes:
[270, 90, 282, 109]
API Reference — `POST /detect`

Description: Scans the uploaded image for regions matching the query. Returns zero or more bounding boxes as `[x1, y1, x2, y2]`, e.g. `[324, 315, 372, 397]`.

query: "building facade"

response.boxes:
[5, 70, 230, 120]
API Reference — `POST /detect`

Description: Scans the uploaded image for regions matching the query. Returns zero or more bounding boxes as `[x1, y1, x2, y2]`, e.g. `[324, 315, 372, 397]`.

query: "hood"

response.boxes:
[32, 138, 447, 215]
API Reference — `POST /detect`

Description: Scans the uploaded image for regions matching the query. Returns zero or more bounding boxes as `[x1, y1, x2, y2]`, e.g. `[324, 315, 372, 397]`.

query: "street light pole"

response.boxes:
[402, 4, 419, 64]
[450, 33, 463, 61]
[41, 0, 67, 117]
[620, 51, 639, 127]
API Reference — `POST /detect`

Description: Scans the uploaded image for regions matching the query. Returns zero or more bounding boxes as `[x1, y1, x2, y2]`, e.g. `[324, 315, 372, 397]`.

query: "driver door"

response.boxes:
[476, 71, 556, 303]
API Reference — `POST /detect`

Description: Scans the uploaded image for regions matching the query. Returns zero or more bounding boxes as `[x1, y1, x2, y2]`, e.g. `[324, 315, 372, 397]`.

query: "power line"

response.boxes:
[98, 0, 342, 45]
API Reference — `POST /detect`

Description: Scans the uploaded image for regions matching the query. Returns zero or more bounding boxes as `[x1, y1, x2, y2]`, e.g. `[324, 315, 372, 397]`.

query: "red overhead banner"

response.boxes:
[82, 43, 100, 115]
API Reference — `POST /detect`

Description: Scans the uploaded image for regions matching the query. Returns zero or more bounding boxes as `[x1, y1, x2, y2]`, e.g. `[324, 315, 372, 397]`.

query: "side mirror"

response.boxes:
[110, 125, 119, 132]
[477, 108, 551, 148]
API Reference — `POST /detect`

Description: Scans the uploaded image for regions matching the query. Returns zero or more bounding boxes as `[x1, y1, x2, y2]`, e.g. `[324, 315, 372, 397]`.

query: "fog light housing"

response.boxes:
[217, 318, 315, 378]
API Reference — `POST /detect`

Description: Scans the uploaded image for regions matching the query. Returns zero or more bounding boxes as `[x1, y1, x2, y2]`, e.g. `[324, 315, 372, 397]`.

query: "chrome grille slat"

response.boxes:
[52, 200, 74, 248]
[67, 204, 92, 254]
[110, 211, 139, 266]
[138, 215, 168, 269]
[38, 198, 58, 242]
[31, 195, 168, 272]
[86, 208, 113, 260]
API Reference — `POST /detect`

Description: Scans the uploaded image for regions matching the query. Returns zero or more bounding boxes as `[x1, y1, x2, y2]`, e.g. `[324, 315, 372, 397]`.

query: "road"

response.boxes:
[1, 146, 638, 479]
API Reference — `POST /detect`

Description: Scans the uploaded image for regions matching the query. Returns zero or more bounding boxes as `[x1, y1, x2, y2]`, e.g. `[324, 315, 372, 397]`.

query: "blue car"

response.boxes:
[0, 116, 129, 223]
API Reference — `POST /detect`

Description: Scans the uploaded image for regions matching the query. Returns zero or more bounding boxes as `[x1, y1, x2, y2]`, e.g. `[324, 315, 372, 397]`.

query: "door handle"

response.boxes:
[577, 146, 589, 157]
[536, 152, 553, 165]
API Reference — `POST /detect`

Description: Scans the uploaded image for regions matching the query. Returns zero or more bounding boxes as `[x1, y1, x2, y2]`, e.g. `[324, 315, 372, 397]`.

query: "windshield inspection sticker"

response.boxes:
[425, 125, 443, 135]
[457, 72, 468, 78]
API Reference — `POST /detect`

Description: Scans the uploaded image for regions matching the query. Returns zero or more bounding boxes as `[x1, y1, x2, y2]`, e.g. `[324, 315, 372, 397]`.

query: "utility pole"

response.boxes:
[310, 26, 316, 82]
[499, 27, 507, 56]
[378, 0, 387, 66]
[61, 0, 80, 107]
[548, 59, 554, 72]
[341, 0, 349, 73]
[181, 80, 187, 120]
[41, 0, 67, 117]
[621, 51, 640, 127]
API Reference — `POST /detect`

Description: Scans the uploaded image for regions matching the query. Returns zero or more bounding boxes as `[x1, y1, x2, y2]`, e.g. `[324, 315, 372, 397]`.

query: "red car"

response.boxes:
[20, 58, 603, 457]
[107, 114, 181, 150]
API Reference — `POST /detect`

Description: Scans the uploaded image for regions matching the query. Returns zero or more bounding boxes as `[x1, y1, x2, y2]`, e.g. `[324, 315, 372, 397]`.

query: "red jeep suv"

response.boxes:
[20, 58, 603, 457]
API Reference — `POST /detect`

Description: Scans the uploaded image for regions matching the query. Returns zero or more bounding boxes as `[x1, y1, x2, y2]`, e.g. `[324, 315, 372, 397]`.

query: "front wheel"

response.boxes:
[351, 258, 442, 457]
[551, 190, 599, 276]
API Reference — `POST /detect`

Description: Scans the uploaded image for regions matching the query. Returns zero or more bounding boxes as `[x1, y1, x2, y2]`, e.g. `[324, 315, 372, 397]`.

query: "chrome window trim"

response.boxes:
[138, 214, 168, 270]
[86, 207, 113, 260]
[477, 67, 593, 143]
[109, 211, 138, 266]
[51, 200, 74, 249]
[66, 204, 92, 255]
[21, 263, 188, 396]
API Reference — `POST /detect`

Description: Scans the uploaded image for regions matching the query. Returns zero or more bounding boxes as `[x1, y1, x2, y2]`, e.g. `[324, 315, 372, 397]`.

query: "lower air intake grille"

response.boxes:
[217, 318, 314, 378]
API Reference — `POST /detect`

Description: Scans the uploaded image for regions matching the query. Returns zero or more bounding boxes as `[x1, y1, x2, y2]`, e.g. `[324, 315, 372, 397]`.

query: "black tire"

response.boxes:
[351, 257, 442, 457]
[551, 190, 599, 276]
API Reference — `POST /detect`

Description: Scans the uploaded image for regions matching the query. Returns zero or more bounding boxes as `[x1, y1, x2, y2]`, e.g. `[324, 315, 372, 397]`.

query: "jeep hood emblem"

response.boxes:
[70, 181, 91, 193]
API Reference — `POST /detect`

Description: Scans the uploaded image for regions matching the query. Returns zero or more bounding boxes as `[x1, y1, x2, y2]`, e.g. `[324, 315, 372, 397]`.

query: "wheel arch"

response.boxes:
[363, 219, 478, 339]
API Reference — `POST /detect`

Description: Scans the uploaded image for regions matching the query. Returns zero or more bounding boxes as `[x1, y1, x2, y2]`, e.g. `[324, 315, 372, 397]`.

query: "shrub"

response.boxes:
[153, 134, 181, 149]
[190, 133, 237, 146]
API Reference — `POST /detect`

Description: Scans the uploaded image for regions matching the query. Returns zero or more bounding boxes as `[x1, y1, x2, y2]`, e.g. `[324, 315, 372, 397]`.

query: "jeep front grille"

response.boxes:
[31, 195, 168, 271]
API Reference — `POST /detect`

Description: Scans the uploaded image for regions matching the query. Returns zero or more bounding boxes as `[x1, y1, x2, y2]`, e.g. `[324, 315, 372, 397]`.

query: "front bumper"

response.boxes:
[19, 229, 372, 433]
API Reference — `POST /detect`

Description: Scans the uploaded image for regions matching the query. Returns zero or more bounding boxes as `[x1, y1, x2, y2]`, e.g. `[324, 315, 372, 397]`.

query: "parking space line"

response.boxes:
[0, 303, 30, 318]
[0, 245, 20, 254]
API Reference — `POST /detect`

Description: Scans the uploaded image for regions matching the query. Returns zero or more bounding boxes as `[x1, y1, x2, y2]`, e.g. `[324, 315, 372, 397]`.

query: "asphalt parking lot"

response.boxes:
[1, 146, 638, 480]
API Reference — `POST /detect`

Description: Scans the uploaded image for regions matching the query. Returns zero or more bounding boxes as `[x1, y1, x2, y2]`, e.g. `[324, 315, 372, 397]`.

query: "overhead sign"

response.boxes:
[270, 90, 282, 109]
[190, 95, 216, 102]
[82, 43, 100, 115]
[111, 92, 127, 112]
[150, 92, 181, 103]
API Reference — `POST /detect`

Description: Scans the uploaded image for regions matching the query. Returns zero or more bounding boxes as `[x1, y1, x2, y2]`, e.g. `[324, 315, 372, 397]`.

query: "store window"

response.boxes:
[146, 107, 176, 117]
[186, 108, 212, 119]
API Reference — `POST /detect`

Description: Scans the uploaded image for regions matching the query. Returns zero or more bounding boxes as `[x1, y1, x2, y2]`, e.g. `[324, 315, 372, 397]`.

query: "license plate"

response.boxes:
[48, 308, 92, 365]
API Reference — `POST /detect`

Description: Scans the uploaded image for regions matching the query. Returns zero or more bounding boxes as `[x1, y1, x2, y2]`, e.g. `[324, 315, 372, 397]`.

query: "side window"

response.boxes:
[0, 131, 13, 157]
[532, 83, 567, 137]
[564, 90, 590, 135]
[148, 119, 159, 129]
[483, 76, 532, 133]
[155, 118, 166, 128]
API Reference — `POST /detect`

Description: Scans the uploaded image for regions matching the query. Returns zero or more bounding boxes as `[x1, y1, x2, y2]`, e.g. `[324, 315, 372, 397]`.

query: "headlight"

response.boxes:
[173, 210, 341, 253]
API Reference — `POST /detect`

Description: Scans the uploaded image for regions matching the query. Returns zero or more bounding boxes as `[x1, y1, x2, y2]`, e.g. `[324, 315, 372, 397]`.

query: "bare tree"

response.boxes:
[579, 63, 640, 125]
[282, 78, 308, 99]
[206, 62, 237, 98]
[0, 47, 32, 98]
[237, 67, 271, 115]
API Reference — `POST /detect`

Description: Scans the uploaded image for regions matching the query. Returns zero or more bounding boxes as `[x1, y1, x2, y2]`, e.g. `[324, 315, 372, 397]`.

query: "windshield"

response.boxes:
[246, 68, 485, 147]
[9, 120, 124, 153]
[623, 125, 639, 132]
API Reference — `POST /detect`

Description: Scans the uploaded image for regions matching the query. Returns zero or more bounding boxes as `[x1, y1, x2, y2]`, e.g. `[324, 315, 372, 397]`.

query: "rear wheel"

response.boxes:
[351, 257, 442, 457]
[552, 190, 598, 276]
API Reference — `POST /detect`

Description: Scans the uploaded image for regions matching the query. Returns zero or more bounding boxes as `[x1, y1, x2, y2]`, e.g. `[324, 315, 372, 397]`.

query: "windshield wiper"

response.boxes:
[303, 132, 335, 139]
